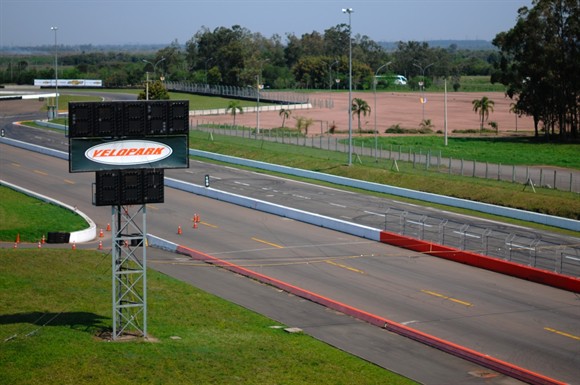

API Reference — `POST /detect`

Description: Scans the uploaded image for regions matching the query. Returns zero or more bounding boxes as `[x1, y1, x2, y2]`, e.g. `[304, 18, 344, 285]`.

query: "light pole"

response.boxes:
[256, 59, 269, 136]
[142, 57, 166, 100]
[205, 57, 213, 84]
[329, 60, 339, 91]
[374, 61, 391, 161]
[342, 8, 353, 166]
[50, 26, 58, 118]
[413, 62, 434, 122]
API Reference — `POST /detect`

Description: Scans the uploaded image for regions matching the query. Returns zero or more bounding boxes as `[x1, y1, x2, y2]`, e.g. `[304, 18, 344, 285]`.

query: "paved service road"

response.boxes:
[1, 141, 579, 385]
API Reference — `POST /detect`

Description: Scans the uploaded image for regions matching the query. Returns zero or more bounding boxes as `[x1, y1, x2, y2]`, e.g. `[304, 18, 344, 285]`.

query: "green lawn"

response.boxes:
[0, 249, 416, 385]
[0, 186, 88, 243]
[188, 131, 580, 223]
[353, 135, 580, 169]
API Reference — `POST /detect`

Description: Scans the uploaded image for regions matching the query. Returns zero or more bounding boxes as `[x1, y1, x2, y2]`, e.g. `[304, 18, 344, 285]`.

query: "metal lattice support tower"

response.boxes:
[111, 205, 147, 339]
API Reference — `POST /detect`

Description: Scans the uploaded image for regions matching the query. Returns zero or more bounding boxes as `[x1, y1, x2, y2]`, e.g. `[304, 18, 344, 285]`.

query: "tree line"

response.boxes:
[0, 0, 577, 138]
[1, 25, 497, 92]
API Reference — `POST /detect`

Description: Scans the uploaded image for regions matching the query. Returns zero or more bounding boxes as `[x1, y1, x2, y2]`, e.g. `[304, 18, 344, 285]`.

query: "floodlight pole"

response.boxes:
[343, 8, 354, 166]
[142, 58, 166, 101]
[50, 27, 58, 118]
[256, 59, 269, 137]
[330, 60, 338, 91]
[374, 61, 391, 161]
[413, 62, 434, 122]
[444, 79, 448, 146]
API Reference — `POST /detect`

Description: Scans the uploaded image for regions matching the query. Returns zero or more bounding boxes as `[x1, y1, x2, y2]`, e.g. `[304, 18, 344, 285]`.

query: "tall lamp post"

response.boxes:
[329, 60, 339, 91]
[50, 26, 58, 118]
[142, 57, 166, 100]
[374, 61, 391, 161]
[413, 62, 434, 122]
[205, 57, 213, 84]
[256, 59, 269, 137]
[342, 8, 354, 166]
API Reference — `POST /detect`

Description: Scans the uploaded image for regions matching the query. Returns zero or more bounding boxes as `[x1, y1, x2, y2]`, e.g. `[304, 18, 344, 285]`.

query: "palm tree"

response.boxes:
[279, 108, 291, 128]
[472, 96, 495, 132]
[226, 100, 244, 127]
[351, 98, 371, 133]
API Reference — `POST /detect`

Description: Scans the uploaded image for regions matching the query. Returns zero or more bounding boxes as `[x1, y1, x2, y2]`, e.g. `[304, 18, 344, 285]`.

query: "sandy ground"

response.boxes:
[196, 91, 533, 136]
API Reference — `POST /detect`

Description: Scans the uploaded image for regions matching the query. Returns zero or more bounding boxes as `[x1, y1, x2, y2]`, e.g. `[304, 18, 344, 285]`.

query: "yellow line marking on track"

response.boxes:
[251, 237, 284, 249]
[421, 290, 473, 307]
[11, 162, 21, 167]
[325, 260, 365, 274]
[200, 221, 218, 228]
[64, 179, 75, 184]
[544, 327, 580, 341]
[34, 170, 48, 176]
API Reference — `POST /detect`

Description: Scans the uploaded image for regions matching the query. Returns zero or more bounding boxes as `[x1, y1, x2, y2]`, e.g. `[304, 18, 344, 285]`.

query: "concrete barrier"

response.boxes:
[189, 149, 580, 232]
[0, 137, 68, 160]
[165, 177, 381, 241]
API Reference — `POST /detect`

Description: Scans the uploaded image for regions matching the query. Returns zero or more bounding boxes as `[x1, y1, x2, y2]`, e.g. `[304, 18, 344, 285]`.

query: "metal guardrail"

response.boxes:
[380, 207, 580, 278]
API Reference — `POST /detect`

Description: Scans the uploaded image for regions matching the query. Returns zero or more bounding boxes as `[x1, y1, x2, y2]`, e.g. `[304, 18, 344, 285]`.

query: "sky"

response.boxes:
[0, 0, 533, 47]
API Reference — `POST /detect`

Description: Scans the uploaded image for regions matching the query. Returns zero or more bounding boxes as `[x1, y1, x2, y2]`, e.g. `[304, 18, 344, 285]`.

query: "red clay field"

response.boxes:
[200, 91, 534, 136]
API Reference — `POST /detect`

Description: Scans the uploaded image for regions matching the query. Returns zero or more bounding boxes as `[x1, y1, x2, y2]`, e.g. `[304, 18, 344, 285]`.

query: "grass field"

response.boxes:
[0, 180, 415, 384]
[0, 186, 88, 243]
[187, 131, 580, 223]
[0, 209, 416, 385]
[353, 135, 580, 169]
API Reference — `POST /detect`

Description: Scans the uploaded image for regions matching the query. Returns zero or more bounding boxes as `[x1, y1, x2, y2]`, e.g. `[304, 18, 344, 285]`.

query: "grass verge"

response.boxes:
[0, 186, 88, 242]
[353, 135, 580, 169]
[188, 131, 580, 223]
[0, 248, 417, 385]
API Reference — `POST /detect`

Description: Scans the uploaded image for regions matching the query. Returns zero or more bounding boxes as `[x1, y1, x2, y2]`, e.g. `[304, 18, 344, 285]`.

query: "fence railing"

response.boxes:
[380, 207, 580, 278]
[189, 124, 580, 193]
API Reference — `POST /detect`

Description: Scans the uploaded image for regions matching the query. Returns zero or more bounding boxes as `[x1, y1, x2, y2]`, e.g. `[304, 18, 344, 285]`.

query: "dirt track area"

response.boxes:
[200, 91, 534, 136]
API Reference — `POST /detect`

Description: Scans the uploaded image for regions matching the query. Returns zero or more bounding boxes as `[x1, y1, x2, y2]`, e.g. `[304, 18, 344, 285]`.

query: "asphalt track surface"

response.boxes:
[1, 98, 579, 384]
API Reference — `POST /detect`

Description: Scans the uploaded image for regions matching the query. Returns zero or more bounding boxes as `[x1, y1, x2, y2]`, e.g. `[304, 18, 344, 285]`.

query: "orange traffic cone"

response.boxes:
[106, 223, 111, 231]
[41, 234, 46, 244]
[13, 242, 17, 249]
[99, 228, 104, 238]
[177, 225, 182, 235]
[72, 242, 76, 250]
[38, 241, 41, 248]
[16, 233, 20, 243]
[98, 241, 103, 250]
[193, 221, 198, 229]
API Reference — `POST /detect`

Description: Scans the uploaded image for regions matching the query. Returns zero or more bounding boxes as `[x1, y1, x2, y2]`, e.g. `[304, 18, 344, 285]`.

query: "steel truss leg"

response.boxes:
[111, 205, 147, 339]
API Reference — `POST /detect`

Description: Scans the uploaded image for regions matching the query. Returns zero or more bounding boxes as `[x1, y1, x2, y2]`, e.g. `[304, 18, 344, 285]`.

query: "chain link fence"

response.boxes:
[189, 123, 580, 193]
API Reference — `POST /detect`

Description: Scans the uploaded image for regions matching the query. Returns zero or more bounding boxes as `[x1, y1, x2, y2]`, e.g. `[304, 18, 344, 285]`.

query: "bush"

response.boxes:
[385, 124, 433, 134]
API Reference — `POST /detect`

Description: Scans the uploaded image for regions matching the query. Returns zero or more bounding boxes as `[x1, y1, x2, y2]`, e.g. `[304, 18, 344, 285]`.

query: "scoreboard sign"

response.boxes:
[68, 100, 189, 173]
[68, 100, 189, 138]
[94, 169, 164, 206]
[68, 100, 189, 206]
